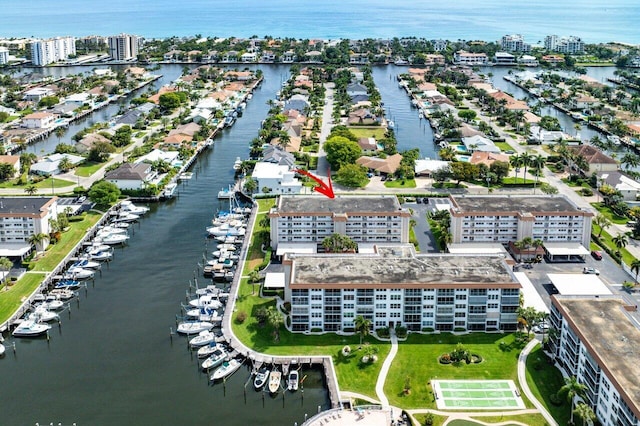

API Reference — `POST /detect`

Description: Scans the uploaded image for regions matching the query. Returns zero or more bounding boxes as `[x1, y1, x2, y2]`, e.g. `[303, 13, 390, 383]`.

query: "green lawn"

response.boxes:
[384, 179, 416, 188]
[75, 161, 105, 177]
[501, 177, 536, 185]
[592, 225, 635, 265]
[347, 127, 387, 139]
[494, 142, 515, 152]
[31, 212, 102, 272]
[0, 177, 75, 190]
[0, 273, 47, 323]
[591, 202, 629, 224]
[384, 333, 529, 409]
[525, 345, 571, 426]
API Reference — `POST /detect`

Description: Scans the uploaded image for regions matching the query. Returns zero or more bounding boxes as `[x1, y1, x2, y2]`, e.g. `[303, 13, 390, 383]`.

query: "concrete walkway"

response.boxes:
[374, 330, 398, 407]
[518, 339, 558, 426]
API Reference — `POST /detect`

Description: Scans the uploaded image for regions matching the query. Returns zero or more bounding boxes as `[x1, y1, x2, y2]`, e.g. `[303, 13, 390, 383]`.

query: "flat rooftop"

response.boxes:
[290, 253, 517, 287]
[554, 296, 640, 414]
[0, 197, 54, 216]
[277, 195, 402, 214]
[451, 195, 581, 213]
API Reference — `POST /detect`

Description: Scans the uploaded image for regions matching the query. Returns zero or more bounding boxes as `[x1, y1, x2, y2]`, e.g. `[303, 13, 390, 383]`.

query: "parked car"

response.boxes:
[583, 267, 600, 275]
[626, 221, 637, 228]
[591, 250, 602, 260]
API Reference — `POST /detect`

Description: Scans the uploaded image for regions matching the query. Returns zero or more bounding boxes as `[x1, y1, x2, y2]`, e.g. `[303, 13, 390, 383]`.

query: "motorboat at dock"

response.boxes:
[210, 358, 242, 381]
[119, 200, 150, 215]
[268, 370, 282, 394]
[201, 347, 228, 370]
[288, 369, 299, 391]
[12, 320, 51, 337]
[176, 321, 214, 335]
[254, 366, 270, 390]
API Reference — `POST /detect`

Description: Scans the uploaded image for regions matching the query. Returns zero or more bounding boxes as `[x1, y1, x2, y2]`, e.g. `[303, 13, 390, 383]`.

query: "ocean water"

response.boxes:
[1, 0, 638, 44]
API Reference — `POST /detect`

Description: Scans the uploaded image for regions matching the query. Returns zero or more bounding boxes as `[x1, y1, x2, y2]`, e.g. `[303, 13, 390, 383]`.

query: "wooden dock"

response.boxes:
[220, 202, 341, 409]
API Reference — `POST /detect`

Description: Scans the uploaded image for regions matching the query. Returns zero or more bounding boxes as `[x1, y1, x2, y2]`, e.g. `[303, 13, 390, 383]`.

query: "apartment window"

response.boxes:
[390, 303, 401, 309]
[344, 294, 355, 301]
[455, 294, 467, 300]
[376, 294, 387, 300]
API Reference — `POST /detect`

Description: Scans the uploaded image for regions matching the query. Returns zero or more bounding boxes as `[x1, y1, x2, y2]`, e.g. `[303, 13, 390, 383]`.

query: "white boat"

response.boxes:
[206, 224, 246, 238]
[54, 279, 81, 290]
[210, 358, 241, 381]
[188, 295, 223, 310]
[98, 226, 128, 235]
[194, 285, 227, 297]
[63, 266, 95, 280]
[0, 344, 5, 356]
[233, 157, 242, 171]
[120, 200, 150, 215]
[86, 250, 113, 262]
[12, 320, 51, 337]
[95, 234, 129, 245]
[217, 187, 235, 199]
[48, 289, 75, 300]
[176, 321, 214, 335]
[254, 366, 270, 389]
[387, 120, 395, 130]
[42, 295, 65, 310]
[189, 330, 217, 347]
[288, 370, 299, 391]
[197, 341, 224, 358]
[186, 307, 222, 323]
[178, 172, 193, 181]
[85, 243, 112, 253]
[268, 370, 282, 394]
[215, 235, 242, 244]
[201, 347, 228, 370]
[163, 182, 178, 199]
[72, 257, 101, 270]
[111, 212, 140, 223]
[28, 306, 59, 323]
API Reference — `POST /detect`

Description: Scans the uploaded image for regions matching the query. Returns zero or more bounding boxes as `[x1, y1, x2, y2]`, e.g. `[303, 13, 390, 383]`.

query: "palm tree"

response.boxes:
[437, 232, 452, 252]
[58, 157, 74, 173]
[559, 376, 588, 425]
[631, 259, 640, 285]
[612, 233, 628, 257]
[28, 232, 50, 253]
[573, 402, 596, 426]
[243, 177, 258, 194]
[0, 256, 12, 288]
[509, 154, 522, 183]
[353, 315, 372, 347]
[24, 184, 38, 195]
[530, 154, 546, 192]
[266, 305, 284, 342]
[593, 214, 612, 238]
[54, 126, 67, 143]
[520, 151, 532, 183]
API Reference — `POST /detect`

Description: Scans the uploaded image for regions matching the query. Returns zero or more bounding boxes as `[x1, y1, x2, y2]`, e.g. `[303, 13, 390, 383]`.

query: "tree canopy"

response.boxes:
[324, 136, 362, 170]
[334, 163, 369, 188]
[88, 180, 121, 206]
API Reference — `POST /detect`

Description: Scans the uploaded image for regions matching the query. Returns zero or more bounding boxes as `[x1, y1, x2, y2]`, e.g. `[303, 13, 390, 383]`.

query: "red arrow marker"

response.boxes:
[294, 168, 335, 199]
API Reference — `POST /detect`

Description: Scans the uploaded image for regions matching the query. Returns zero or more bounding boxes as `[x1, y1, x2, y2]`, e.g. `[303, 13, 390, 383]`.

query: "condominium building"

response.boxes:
[30, 37, 76, 66]
[0, 46, 9, 65]
[108, 33, 140, 61]
[501, 34, 531, 52]
[544, 35, 585, 54]
[549, 295, 640, 426]
[0, 197, 57, 257]
[449, 195, 593, 248]
[453, 51, 488, 65]
[284, 247, 521, 333]
[269, 195, 411, 254]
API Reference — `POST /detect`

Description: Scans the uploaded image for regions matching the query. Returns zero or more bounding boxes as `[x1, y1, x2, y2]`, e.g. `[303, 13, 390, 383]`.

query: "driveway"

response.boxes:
[404, 200, 438, 253]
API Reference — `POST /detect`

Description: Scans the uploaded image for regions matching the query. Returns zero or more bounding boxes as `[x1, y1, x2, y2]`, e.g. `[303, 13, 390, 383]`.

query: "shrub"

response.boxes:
[377, 327, 390, 338]
[580, 187, 593, 196]
[549, 392, 563, 406]
[422, 327, 435, 333]
[235, 311, 247, 323]
[310, 328, 322, 333]
[439, 354, 451, 364]
[395, 325, 408, 338]
[471, 353, 483, 363]
[282, 301, 291, 313]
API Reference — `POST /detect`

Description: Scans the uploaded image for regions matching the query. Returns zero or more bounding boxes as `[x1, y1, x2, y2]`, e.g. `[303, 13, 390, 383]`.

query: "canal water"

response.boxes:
[0, 64, 332, 426]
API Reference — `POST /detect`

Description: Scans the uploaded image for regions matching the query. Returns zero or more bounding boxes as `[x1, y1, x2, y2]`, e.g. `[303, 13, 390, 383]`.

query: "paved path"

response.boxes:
[374, 330, 398, 407]
[517, 339, 558, 426]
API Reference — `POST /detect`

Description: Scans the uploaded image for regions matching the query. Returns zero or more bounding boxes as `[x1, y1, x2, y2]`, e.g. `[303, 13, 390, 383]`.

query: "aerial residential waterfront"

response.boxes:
[1, 3, 640, 426]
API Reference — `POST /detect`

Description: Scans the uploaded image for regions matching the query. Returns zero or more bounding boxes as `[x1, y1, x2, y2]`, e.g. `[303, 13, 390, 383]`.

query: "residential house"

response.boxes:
[115, 109, 144, 126]
[262, 145, 296, 167]
[569, 94, 599, 111]
[356, 153, 403, 175]
[251, 162, 303, 195]
[22, 87, 55, 102]
[261, 51, 276, 63]
[281, 51, 296, 63]
[104, 162, 156, 190]
[346, 83, 368, 98]
[431, 39, 447, 51]
[135, 149, 181, 168]
[414, 159, 449, 177]
[541, 55, 565, 64]
[30, 153, 84, 176]
[598, 171, 640, 201]
[494, 52, 516, 65]
[221, 51, 238, 62]
[470, 152, 510, 167]
[488, 91, 530, 111]
[75, 133, 111, 154]
[349, 53, 369, 64]
[0, 155, 21, 178]
[518, 55, 539, 67]
[304, 51, 322, 62]
[569, 145, 619, 174]
[50, 103, 76, 118]
[528, 125, 565, 144]
[22, 112, 55, 129]
[453, 51, 488, 65]
[241, 52, 257, 63]
[348, 108, 379, 125]
[462, 135, 501, 153]
[283, 95, 310, 115]
[357, 137, 379, 155]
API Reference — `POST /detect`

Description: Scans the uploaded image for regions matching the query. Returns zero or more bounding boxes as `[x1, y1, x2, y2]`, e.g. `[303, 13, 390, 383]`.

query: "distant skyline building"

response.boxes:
[30, 36, 76, 66]
[544, 35, 585, 54]
[0, 46, 9, 65]
[108, 33, 140, 61]
[501, 34, 531, 52]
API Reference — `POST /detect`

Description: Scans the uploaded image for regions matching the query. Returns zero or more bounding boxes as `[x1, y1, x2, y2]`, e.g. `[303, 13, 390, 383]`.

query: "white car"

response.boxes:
[583, 267, 600, 275]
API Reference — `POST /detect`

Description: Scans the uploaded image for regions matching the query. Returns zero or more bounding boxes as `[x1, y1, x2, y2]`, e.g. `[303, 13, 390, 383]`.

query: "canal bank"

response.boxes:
[0, 64, 330, 426]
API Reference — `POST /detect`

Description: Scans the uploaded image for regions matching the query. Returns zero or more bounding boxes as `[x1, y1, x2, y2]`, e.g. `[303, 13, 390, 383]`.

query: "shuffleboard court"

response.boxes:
[432, 380, 525, 410]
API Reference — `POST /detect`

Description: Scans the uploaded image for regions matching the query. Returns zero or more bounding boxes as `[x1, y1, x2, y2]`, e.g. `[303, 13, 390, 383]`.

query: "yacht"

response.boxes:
[201, 347, 228, 370]
[233, 157, 242, 171]
[210, 358, 242, 381]
[119, 200, 150, 215]
[287, 370, 299, 391]
[176, 321, 214, 335]
[253, 366, 270, 389]
[12, 320, 51, 337]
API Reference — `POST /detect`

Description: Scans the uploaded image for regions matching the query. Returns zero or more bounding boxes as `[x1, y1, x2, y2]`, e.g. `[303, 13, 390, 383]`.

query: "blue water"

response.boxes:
[1, 0, 638, 43]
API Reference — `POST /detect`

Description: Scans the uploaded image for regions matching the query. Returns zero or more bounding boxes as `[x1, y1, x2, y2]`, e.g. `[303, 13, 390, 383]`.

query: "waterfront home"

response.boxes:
[21, 112, 56, 129]
[135, 149, 181, 168]
[22, 87, 55, 102]
[221, 51, 238, 63]
[251, 162, 303, 195]
[262, 146, 296, 167]
[303, 51, 322, 63]
[347, 108, 380, 125]
[598, 170, 640, 201]
[494, 52, 516, 65]
[469, 152, 510, 167]
[528, 125, 565, 144]
[260, 51, 276, 63]
[115, 109, 145, 126]
[64, 93, 92, 107]
[453, 50, 488, 65]
[51, 103, 77, 118]
[241, 52, 256, 63]
[104, 162, 156, 190]
[569, 94, 599, 111]
[283, 95, 310, 115]
[541, 55, 565, 64]
[518, 55, 539, 67]
[281, 50, 296, 63]
[487, 91, 530, 111]
[357, 137, 380, 155]
[414, 159, 449, 177]
[346, 83, 368, 99]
